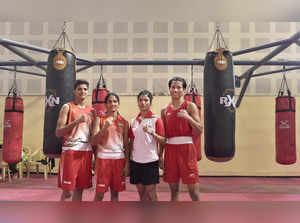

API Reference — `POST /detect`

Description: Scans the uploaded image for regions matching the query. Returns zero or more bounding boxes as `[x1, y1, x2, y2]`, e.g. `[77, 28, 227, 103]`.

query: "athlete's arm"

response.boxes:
[123, 121, 129, 159]
[159, 107, 167, 169]
[180, 102, 203, 134]
[91, 116, 101, 145]
[89, 108, 97, 143]
[123, 121, 130, 176]
[55, 104, 87, 138]
[150, 131, 165, 145]
[128, 124, 134, 157]
[127, 139, 133, 160]
[91, 116, 101, 172]
[145, 118, 166, 145]
[160, 107, 167, 129]
[91, 116, 114, 144]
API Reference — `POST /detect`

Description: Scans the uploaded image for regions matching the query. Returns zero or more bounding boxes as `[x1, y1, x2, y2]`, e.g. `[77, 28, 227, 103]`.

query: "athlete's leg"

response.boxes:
[60, 190, 72, 201]
[145, 184, 158, 201]
[94, 192, 105, 201]
[187, 183, 200, 201]
[110, 189, 119, 202]
[72, 188, 83, 201]
[136, 184, 146, 201]
[168, 182, 180, 201]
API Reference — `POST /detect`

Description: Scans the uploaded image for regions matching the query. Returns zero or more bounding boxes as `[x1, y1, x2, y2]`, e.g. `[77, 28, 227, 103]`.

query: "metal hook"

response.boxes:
[14, 65, 17, 80]
[191, 65, 194, 88]
[62, 21, 67, 33]
[216, 22, 221, 32]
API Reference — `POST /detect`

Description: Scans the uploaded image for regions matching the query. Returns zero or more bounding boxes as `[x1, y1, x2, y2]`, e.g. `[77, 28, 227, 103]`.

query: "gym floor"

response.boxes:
[1, 174, 300, 201]
[1, 175, 300, 223]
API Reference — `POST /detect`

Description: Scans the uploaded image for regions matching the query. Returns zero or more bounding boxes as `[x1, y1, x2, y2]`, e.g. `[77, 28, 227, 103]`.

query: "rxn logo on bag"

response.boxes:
[45, 89, 60, 108]
[45, 94, 60, 107]
[220, 95, 235, 108]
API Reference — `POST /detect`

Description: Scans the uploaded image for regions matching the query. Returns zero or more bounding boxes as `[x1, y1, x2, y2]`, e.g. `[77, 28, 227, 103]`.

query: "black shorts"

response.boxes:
[130, 160, 159, 185]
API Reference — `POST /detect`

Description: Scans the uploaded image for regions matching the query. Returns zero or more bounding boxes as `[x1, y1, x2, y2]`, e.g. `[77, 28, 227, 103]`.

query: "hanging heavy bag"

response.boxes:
[275, 73, 296, 164]
[204, 48, 235, 162]
[184, 67, 202, 161]
[184, 89, 202, 161]
[43, 49, 76, 157]
[92, 67, 109, 117]
[2, 80, 23, 163]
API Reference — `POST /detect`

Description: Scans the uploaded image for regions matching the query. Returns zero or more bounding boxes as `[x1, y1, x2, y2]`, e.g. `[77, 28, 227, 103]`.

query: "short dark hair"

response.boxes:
[168, 77, 187, 89]
[105, 92, 120, 104]
[137, 90, 153, 103]
[74, 79, 89, 90]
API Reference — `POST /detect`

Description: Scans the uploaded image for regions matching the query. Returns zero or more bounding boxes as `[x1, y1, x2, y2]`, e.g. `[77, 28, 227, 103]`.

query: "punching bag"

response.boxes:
[204, 48, 235, 162]
[184, 89, 202, 161]
[275, 74, 296, 164]
[43, 49, 76, 157]
[3, 92, 23, 163]
[92, 72, 109, 117]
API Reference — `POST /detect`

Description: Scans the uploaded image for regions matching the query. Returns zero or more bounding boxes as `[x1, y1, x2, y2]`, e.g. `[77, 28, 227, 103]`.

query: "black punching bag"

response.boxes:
[43, 49, 76, 157]
[204, 48, 235, 162]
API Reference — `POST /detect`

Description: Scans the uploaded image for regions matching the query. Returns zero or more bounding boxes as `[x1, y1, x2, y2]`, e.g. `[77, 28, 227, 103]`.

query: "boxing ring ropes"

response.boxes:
[0, 31, 300, 107]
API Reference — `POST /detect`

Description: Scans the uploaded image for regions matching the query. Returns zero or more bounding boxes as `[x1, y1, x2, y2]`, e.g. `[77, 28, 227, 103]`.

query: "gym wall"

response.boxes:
[1, 21, 300, 175]
[0, 95, 300, 176]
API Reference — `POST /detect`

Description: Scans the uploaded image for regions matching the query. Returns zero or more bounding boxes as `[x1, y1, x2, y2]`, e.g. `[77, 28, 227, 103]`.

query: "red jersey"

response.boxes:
[62, 102, 93, 151]
[164, 100, 193, 138]
[97, 113, 127, 159]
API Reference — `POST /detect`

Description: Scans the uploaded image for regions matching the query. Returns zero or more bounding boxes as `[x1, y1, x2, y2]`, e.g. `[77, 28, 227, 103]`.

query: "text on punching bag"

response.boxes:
[220, 95, 235, 108]
[45, 95, 60, 108]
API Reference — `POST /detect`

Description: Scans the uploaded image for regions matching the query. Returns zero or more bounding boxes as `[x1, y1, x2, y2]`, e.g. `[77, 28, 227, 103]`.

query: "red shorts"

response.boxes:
[163, 143, 199, 184]
[95, 158, 126, 193]
[58, 150, 93, 191]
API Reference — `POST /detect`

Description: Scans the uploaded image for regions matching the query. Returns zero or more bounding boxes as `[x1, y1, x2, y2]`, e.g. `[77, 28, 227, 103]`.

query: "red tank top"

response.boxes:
[98, 114, 127, 152]
[63, 102, 93, 146]
[164, 100, 193, 138]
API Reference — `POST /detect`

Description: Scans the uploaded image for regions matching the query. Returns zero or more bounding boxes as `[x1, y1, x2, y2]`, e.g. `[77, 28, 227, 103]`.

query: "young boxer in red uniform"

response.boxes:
[92, 92, 129, 201]
[161, 77, 203, 201]
[56, 79, 95, 201]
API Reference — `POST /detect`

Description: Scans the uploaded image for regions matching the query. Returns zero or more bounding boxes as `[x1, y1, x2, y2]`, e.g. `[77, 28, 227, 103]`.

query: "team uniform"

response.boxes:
[58, 102, 93, 191]
[95, 114, 127, 193]
[129, 111, 165, 185]
[163, 101, 199, 184]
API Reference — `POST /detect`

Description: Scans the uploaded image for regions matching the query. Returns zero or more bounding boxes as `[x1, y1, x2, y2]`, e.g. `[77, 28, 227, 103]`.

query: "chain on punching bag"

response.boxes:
[43, 24, 76, 157]
[204, 26, 236, 162]
[3, 67, 24, 163]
